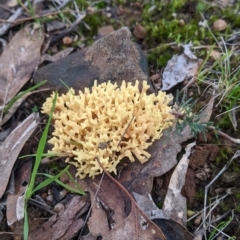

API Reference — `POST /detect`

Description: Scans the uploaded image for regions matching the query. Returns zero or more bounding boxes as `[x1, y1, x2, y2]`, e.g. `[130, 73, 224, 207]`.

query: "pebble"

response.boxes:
[54, 203, 65, 213]
[212, 19, 227, 31]
[60, 173, 69, 184]
[63, 36, 73, 45]
[59, 189, 68, 200]
[133, 24, 146, 39]
[46, 194, 54, 203]
[194, 214, 202, 226]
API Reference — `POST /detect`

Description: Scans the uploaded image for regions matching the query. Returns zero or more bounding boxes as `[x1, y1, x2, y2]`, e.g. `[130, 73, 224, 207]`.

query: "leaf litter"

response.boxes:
[1, 1, 239, 239]
[66, 97, 215, 239]
[0, 113, 39, 199]
[160, 43, 199, 91]
[0, 24, 44, 121]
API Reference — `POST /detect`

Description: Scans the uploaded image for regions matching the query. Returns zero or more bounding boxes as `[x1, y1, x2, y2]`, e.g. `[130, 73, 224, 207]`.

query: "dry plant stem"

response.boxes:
[187, 188, 231, 223]
[78, 172, 105, 239]
[194, 190, 232, 237]
[207, 210, 234, 240]
[0, 5, 24, 36]
[202, 151, 240, 238]
[208, 126, 240, 144]
[117, 115, 135, 148]
[0, 10, 71, 24]
[28, 198, 56, 215]
[50, 12, 86, 45]
[0, 232, 21, 235]
[51, 0, 71, 10]
[146, 42, 177, 53]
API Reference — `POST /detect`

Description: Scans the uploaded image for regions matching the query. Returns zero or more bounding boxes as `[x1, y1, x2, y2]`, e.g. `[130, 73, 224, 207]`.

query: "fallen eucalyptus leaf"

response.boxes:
[0, 113, 39, 198]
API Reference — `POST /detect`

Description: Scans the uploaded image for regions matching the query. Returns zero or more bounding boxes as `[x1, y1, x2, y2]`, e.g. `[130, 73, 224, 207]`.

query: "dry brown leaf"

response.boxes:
[7, 160, 32, 225]
[117, 124, 193, 196]
[0, 25, 44, 120]
[161, 51, 199, 91]
[0, 113, 39, 198]
[153, 218, 194, 240]
[132, 193, 194, 239]
[162, 142, 196, 226]
[198, 96, 214, 123]
[83, 173, 166, 240]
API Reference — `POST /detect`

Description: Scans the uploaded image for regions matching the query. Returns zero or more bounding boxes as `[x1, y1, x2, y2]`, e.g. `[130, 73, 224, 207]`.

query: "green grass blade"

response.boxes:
[19, 152, 65, 159]
[23, 205, 29, 240]
[4, 80, 47, 114]
[25, 91, 57, 200]
[38, 173, 85, 195]
[32, 165, 70, 193]
[66, 169, 84, 192]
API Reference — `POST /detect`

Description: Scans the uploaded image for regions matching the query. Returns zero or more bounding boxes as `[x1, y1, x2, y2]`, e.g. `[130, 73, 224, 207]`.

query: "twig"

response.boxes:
[0, 5, 24, 36]
[208, 126, 240, 144]
[117, 115, 135, 148]
[0, 10, 71, 25]
[50, 0, 71, 11]
[49, 10, 86, 45]
[201, 151, 240, 238]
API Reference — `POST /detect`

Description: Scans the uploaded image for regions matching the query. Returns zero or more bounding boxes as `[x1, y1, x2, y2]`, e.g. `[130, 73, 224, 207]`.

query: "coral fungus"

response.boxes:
[42, 80, 174, 179]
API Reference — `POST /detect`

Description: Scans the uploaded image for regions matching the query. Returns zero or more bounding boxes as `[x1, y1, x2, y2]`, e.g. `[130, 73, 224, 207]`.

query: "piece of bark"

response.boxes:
[28, 195, 90, 240]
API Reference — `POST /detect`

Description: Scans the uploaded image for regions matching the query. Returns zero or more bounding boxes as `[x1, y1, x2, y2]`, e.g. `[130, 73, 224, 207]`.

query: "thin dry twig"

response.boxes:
[0, 10, 71, 25]
[208, 126, 240, 144]
[0, 5, 24, 36]
[201, 151, 240, 238]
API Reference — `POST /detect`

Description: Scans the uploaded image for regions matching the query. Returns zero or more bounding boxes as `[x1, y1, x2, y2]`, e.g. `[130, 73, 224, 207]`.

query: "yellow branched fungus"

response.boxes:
[42, 80, 174, 179]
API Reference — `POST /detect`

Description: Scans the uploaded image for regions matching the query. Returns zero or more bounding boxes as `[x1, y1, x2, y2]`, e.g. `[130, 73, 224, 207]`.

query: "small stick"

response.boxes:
[208, 126, 240, 144]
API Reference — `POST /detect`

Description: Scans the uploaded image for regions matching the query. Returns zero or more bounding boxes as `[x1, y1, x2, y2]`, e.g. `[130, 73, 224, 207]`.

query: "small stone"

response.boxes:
[221, 171, 240, 183]
[86, 7, 96, 14]
[214, 187, 227, 195]
[179, 19, 185, 26]
[34, 27, 150, 96]
[97, 25, 114, 38]
[133, 24, 146, 39]
[150, 73, 161, 89]
[63, 36, 72, 45]
[59, 189, 68, 200]
[194, 215, 202, 226]
[54, 203, 64, 213]
[116, 6, 124, 16]
[212, 19, 227, 31]
[189, 149, 209, 170]
[60, 173, 69, 184]
[209, 49, 222, 60]
[204, 144, 220, 161]
[41, 192, 48, 200]
[46, 194, 53, 203]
